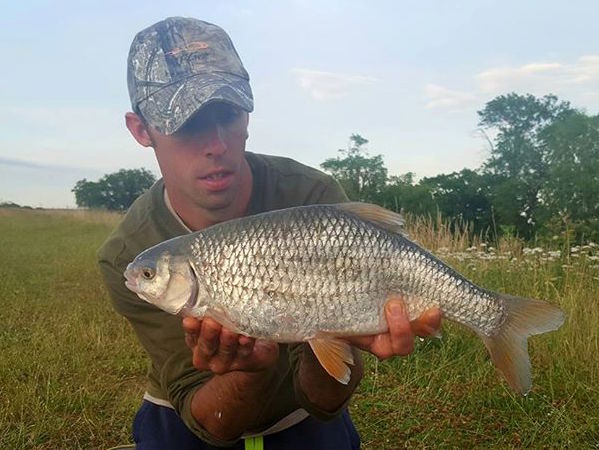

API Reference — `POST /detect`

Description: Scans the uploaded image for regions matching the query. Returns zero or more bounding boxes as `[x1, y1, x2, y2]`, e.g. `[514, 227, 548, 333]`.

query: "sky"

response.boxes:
[1, 0, 598, 208]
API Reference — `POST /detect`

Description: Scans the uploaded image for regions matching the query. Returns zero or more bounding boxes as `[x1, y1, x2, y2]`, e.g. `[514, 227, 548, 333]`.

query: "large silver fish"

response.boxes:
[124, 203, 564, 394]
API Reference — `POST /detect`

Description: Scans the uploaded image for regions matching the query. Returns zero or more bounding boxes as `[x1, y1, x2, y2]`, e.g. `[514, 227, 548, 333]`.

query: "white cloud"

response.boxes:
[424, 84, 477, 111]
[293, 68, 378, 101]
[568, 55, 599, 84]
[426, 54, 599, 111]
[477, 62, 567, 94]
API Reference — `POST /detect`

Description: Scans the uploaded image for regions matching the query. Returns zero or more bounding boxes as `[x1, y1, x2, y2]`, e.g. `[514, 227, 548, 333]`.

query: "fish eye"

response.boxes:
[141, 268, 155, 280]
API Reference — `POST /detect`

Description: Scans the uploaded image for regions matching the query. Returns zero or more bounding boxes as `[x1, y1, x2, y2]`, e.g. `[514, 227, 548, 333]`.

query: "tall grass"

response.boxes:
[354, 214, 599, 448]
[0, 209, 144, 449]
[0, 208, 596, 449]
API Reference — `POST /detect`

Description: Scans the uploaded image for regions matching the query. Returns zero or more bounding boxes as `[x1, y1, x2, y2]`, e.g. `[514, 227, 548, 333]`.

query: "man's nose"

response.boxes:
[200, 126, 227, 157]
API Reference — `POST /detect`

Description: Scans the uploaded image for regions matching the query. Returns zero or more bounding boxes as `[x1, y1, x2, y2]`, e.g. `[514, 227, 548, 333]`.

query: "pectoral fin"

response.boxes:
[308, 338, 354, 385]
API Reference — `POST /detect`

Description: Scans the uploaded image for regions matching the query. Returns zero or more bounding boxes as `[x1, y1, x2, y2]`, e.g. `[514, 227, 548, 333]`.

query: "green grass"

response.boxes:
[1, 209, 597, 449]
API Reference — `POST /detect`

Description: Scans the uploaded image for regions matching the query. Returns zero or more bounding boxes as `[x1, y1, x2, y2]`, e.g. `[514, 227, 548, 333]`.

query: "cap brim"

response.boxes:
[138, 73, 253, 135]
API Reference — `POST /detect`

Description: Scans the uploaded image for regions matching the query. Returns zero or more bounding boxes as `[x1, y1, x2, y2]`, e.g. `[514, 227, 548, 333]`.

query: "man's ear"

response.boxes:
[125, 112, 154, 147]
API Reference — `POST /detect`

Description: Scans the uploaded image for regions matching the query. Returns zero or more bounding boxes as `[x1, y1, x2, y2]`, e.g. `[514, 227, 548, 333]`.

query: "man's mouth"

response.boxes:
[203, 172, 228, 180]
[198, 170, 234, 191]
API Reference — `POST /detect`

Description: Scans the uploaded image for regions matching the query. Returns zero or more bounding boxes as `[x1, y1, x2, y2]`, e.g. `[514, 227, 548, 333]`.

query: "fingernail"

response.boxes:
[388, 302, 405, 317]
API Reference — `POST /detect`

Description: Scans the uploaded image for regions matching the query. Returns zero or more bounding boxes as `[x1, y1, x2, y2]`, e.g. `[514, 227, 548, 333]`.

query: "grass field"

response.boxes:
[0, 208, 597, 449]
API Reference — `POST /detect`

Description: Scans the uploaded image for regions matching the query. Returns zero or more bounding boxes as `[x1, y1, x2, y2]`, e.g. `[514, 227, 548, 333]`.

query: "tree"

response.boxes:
[420, 169, 494, 236]
[540, 111, 599, 241]
[320, 134, 388, 202]
[377, 172, 436, 216]
[72, 168, 156, 210]
[477, 93, 574, 239]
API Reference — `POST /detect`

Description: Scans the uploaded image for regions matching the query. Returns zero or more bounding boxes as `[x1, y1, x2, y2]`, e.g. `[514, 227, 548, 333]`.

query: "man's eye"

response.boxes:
[176, 104, 241, 137]
[215, 106, 241, 126]
[176, 118, 211, 137]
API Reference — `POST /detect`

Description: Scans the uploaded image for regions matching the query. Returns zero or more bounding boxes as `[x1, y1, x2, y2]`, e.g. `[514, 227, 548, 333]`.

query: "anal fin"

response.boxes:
[308, 338, 354, 385]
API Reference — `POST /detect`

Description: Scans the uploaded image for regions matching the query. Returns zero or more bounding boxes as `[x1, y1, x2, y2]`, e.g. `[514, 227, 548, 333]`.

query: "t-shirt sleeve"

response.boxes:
[306, 177, 349, 205]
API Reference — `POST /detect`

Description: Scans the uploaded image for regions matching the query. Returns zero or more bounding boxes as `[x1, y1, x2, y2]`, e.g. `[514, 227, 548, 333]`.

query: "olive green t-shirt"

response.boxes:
[97, 152, 349, 446]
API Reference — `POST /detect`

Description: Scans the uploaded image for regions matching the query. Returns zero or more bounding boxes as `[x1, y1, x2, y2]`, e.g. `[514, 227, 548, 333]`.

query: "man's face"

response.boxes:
[147, 102, 251, 214]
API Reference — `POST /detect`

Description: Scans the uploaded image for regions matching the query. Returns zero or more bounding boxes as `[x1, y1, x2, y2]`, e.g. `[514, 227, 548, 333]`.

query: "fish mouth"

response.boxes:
[124, 268, 152, 303]
[125, 279, 137, 292]
[124, 265, 139, 292]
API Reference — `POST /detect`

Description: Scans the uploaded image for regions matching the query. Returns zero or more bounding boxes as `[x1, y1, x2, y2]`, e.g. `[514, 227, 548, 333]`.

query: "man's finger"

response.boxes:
[411, 307, 442, 337]
[182, 316, 202, 334]
[184, 332, 198, 349]
[371, 333, 393, 360]
[250, 340, 280, 369]
[385, 299, 414, 356]
[218, 329, 239, 359]
[199, 319, 222, 356]
[237, 336, 255, 357]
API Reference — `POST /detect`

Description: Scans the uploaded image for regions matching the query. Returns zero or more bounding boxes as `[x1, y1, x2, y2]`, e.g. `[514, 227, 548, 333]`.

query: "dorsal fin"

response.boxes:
[335, 202, 407, 236]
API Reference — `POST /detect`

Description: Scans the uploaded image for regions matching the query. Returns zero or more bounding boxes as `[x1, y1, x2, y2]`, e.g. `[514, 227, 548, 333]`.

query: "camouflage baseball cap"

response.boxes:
[127, 17, 253, 135]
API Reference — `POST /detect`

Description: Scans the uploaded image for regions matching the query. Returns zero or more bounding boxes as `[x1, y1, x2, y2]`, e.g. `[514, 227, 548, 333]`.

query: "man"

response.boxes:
[98, 17, 441, 450]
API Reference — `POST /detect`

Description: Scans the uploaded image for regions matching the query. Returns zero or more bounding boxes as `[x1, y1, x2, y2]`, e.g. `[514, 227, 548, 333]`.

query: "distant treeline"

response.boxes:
[72, 168, 156, 212]
[321, 93, 599, 245]
[0, 201, 35, 209]
[70, 92, 598, 245]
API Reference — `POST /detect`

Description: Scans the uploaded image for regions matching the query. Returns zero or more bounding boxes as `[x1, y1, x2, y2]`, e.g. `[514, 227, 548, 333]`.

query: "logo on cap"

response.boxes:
[166, 41, 210, 56]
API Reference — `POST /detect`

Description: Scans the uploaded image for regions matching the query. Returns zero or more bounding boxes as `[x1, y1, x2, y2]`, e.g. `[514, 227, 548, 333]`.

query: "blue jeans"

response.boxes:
[133, 400, 361, 449]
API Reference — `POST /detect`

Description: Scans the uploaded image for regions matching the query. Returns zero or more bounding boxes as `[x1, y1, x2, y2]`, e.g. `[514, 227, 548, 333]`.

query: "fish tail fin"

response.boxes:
[481, 294, 565, 395]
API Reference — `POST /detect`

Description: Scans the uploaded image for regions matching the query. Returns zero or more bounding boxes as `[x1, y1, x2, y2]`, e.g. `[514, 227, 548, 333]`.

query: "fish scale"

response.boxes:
[125, 202, 565, 393]
[192, 205, 450, 339]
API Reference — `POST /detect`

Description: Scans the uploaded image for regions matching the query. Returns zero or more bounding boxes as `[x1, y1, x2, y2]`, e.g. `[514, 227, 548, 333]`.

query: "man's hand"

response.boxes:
[344, 296, 442, 360]
[183, 317, 282, 441]
[182, 317, 279, 374]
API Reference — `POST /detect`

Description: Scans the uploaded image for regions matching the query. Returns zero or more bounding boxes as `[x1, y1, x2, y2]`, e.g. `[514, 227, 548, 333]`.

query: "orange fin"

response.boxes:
[308, 338, 355, 385]
[481, 294, 565, 395]
[335, 202, 407, 236]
